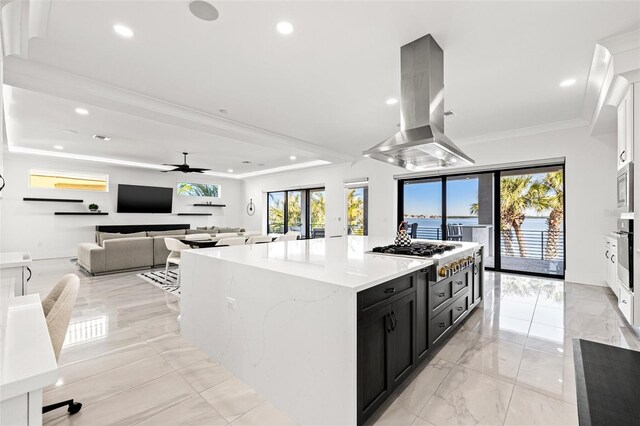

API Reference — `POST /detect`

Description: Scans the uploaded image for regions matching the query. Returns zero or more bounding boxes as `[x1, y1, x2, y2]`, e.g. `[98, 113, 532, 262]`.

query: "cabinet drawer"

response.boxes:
[430, 278, 453, 314]
[618, 286, 634, 324]
[452, 292, 469, 324]
[452, 272, 469, 297]
[430, 308, 452, 345]
[359, 274, 415, 311]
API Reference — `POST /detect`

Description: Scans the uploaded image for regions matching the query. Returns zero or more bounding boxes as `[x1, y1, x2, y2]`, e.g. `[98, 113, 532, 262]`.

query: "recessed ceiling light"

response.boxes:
[75, 108, 89, 115]
[189, 1, 219, 21]
[451, 158, 458, 163]
[289, 155, 297, 160]
[113, 24, 134, 38]
[276, 21, 294, 35]
[386, 98, 398, 105]
[93, 135, 112, 141]
[54, 145, 64, 150]
[387, 158, 394, 163]
[559, 78, 576, 87]
[227, 169, 234, 173]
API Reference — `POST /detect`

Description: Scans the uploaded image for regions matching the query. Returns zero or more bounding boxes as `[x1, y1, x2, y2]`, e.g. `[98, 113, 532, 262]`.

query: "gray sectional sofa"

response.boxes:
[77, 226, 247, 274]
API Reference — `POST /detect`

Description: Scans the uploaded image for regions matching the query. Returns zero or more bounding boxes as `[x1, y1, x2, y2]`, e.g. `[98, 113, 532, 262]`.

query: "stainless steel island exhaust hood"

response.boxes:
[363, 34, 474, 170]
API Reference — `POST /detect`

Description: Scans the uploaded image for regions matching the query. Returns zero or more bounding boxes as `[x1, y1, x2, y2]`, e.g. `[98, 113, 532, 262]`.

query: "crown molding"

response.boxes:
[3, 56, 354, 164]
[454, 118, 589, 147]
[1, 0, 51, 58]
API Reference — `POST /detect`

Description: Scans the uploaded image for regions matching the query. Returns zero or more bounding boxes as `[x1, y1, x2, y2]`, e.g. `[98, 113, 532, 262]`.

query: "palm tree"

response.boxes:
[310, 191, 326, 232]
[500, 175, 548, 258]
[541, 171, 564, 260]
[347, 188, 365, 235]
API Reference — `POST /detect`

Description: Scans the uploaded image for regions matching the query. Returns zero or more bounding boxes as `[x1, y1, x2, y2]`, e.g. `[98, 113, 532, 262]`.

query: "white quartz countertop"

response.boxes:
[185, 236, 479, 292]
[1, 294, 58, 401]
[0, 251, 32, 269]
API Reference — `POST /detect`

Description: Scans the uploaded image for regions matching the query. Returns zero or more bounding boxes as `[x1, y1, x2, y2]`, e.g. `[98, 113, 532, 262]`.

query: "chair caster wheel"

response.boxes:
[68, 402, 82, 414]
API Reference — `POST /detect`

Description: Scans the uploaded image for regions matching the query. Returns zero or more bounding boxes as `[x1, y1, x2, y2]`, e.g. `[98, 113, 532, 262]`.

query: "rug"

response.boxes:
[137, 269, 181, 296]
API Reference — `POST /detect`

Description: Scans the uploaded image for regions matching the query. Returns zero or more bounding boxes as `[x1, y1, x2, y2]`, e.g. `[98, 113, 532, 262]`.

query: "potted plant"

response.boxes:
[88, 203, 99, 212]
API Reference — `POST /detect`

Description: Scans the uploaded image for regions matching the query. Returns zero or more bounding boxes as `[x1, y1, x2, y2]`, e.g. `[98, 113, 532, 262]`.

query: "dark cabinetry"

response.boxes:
[358, 258, 481, 425]
[358, 276, 417, 423]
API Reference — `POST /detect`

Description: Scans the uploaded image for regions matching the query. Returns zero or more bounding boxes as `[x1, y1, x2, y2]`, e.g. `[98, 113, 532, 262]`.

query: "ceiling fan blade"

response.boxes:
[163, 163, 183, 167]
[187, 168, 211, 173]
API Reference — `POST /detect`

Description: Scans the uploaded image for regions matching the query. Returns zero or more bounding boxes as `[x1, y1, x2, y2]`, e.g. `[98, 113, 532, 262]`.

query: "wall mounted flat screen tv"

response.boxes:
[117, 184, 173, 213]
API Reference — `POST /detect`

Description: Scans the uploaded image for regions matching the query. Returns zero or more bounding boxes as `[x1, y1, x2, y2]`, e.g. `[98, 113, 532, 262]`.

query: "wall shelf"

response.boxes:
[176, 213, 213, 216]
[55, 212, 109, 215]
[193, 204, 226, 207]
[24, 197, 84, 203]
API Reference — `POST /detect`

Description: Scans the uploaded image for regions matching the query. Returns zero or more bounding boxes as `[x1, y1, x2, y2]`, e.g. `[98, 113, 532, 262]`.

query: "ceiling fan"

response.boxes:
[163, 152, 211, 173]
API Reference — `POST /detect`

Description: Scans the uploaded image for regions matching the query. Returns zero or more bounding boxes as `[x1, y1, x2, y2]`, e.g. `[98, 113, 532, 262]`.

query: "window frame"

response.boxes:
[267, 187, 325, 238]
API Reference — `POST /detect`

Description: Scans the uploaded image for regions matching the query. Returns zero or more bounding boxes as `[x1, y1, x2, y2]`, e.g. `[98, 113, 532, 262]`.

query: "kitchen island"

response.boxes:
[180, 236, 481, 425]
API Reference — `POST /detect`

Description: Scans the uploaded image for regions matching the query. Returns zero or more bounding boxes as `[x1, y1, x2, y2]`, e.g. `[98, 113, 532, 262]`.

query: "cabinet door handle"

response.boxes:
[622, 299, 628, 304]
[384, 287, 396, 294]
[26, 267, 32, 282]
[474, 265, 478, 274]
[439, 322, 446, 328]
[0, 173, 5, 192]
[455, 281, 463, 287]
[606, 251, 610, 259]
[456, 306, 464, 311]
[437, 292, 445, 297]
[621, 150, 626, 162]
[386, 313, 393, 333]
[390, 311, 397, 330]
[611, 255, 616, 263]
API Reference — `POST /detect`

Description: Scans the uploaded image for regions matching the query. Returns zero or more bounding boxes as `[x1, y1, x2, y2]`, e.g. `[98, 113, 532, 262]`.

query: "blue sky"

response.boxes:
[404, 178, 478, 216]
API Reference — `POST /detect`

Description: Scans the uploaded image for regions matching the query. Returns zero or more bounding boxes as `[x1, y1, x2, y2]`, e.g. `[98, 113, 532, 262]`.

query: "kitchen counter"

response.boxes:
[0, 252, 32, 269]
[180, 236, 480, 425]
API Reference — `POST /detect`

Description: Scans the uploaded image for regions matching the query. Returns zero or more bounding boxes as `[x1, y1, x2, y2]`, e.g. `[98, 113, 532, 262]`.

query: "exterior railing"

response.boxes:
[412, 226, 564, 261]
[348, 225, 365, 236]
[267, 222, 326, 238]
[500, 229, 564, 260]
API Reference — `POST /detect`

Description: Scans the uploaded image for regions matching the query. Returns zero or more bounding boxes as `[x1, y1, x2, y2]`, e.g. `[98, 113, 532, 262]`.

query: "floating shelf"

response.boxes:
[176, 213, 213, 216]
[193, 204, 226, 207]
[24, 197, 83, 203]
[55, 212, 109, 215]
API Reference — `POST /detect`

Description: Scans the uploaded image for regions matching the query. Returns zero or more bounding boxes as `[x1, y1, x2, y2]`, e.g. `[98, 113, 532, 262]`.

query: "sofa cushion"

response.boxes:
[186, 229, 217, 235]
[216, 227, 245, 233]
[147, 230, 187, 237]
[103, 237, 153, 271]
[98, 231, 147, 246]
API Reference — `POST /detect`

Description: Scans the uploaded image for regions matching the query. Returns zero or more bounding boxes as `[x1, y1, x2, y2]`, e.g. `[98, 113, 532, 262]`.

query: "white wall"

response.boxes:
[1, 153, 244, 259]
[243, 125, 618, 287]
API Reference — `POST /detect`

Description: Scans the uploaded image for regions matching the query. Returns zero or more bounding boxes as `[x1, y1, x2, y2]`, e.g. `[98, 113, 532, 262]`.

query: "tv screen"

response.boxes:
[117, 184, 173, 213]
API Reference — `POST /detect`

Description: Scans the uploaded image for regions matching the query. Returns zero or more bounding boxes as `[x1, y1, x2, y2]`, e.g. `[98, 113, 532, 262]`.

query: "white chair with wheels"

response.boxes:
[164, 238, 190, 284]
[217, 237, 246, 246]
[274, 234, 298, 242]
[246, 235, 273, 244]
[285, 231, 301, 239]
[41, 274, 82, 416]
[184, 233, 212, 241]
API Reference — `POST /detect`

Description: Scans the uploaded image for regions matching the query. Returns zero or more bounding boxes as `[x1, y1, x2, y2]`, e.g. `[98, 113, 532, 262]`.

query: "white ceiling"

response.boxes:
[5, 1, 640, 168]
[4, 86, 317, 174]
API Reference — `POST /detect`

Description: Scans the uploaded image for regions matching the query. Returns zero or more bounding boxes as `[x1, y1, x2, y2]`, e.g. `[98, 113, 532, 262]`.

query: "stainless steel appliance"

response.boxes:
[369, 242, 477, 283]
[616, 219, 633, 292]
[363, 34, 474, 170]
[617, 163, 634, 213]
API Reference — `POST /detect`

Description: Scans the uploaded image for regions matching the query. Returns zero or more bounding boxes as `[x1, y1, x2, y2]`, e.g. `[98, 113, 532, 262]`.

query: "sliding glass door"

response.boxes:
[446, 174, 495, 268]
[399, 163, 564, 278]
[499, 166, 564, 276]
[346, 186, 368, 236]
[267, 188, 326, 238]
[402, 179, 443, 240]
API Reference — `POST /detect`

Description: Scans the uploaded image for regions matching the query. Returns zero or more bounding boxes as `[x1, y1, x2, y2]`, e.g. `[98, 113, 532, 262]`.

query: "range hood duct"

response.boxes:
[363, 34, 474, 170]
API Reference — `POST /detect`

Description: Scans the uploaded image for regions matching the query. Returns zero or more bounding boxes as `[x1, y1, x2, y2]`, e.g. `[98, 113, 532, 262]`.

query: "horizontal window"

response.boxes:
[177, 182, 220, 197]
[29, 170, 108, 192]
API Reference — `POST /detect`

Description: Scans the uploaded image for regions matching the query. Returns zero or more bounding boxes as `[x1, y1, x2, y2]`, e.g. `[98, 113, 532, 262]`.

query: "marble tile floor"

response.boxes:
[25, 259, 640, 426]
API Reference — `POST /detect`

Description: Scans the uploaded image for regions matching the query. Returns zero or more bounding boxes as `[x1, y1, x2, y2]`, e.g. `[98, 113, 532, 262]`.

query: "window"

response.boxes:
[345, 185, 368, 236]
[267, 188, 325, 238]
[29, 170, 108, 192]
[177, 182, 220, 197]
[398, 163, 565, 278]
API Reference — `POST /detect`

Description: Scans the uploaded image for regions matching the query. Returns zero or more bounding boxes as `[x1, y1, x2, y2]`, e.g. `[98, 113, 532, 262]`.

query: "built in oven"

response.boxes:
[617, 163, 634, 213]
[617, 219, 633, 292]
